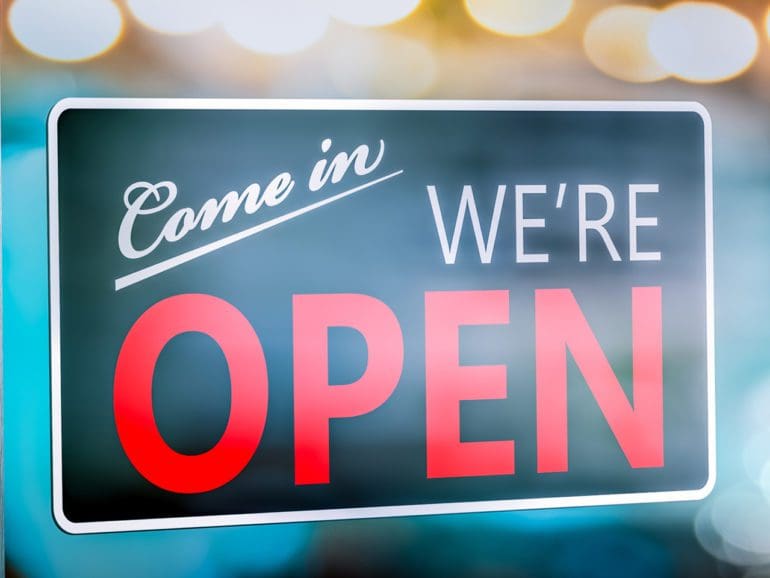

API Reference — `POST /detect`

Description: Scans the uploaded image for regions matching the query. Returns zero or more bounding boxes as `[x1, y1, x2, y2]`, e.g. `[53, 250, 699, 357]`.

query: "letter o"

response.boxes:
[114, 294, 268, 493]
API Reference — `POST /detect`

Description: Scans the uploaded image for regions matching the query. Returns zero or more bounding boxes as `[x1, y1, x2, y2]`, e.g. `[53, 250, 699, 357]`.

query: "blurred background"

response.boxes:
[4, 0, 770, 576]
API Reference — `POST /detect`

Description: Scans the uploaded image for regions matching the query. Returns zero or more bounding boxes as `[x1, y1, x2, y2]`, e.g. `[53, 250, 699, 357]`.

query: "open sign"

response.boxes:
[49, 99, 714, 533]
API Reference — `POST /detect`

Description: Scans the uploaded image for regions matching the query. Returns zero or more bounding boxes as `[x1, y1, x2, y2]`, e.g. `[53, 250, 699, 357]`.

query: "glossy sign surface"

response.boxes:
[49, 99, 714, 533]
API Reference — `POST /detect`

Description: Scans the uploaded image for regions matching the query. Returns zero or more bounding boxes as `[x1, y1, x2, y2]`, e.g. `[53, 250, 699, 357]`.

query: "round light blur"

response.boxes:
[583, 6, 668, 83]
[743, 429, 770, 484]
[464, 0, 573, 37]
[766, 5, 770, 41]
[711, 488, 770, 559]
[760, 462, 770, 501]
[695, 485, 770, 566]
[222, 0, 329, 55]
[743, 376, 770, 433]
[126, 0, 219, 34]
[328, 32, 436, 97]
[648, 2, 758, 83]
[9, 0, 123, 62]
[327, 0, 421, 27]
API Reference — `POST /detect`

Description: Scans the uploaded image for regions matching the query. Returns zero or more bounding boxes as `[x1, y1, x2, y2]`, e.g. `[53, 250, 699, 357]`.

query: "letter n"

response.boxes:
[536, 287, 663, 472]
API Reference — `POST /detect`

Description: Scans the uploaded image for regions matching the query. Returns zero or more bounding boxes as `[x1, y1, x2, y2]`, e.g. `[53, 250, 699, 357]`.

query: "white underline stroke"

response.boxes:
[115, 169, 404, 291]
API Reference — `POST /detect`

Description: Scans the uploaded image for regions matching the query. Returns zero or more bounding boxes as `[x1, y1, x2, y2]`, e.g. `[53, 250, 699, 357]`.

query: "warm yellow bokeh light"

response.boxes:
[222, 0, 329, 55]
[765, 5, 770, 41]
[328, 32, 436, 97]
[648, 2, 758, 83]
[464, 0, 573, 37]
[127, 0, 219, 35]
[327, 0, 421, 27]
[9, 0, 123, 62]
[584, 6, 668, 83]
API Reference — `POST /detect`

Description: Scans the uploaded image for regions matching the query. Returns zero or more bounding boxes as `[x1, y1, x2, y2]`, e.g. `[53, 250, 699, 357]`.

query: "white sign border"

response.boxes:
[48, 98, 715, 534]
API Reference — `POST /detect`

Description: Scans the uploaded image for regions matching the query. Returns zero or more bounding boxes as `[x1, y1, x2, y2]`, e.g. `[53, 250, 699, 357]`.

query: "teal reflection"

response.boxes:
[2, 113, 312, 578]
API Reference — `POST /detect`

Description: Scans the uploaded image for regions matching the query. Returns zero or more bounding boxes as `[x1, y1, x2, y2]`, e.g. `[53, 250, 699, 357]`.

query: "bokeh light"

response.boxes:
[9, 0, 123, 62]
[695, 485, 770, 567]
[648, 2, 758, 83]
[126, 0, 219, 35]
[327, 0, 421, 27]
[464, 0, 573, 37]
[766, 5, 770, 42]
[743, 429, 770, 484]
[583, 6, 668, 83]
[743, 377, 770, 434]
[222, 0, 329, 55]
[327, 31, 436, 97]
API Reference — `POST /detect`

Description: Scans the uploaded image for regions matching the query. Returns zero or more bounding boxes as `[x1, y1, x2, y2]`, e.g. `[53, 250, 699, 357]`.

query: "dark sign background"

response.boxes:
[53, 105, 708, 527]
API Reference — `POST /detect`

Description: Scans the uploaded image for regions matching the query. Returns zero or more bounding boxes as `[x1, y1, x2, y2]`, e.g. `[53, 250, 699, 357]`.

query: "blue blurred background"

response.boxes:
[4, 0, 770, 576]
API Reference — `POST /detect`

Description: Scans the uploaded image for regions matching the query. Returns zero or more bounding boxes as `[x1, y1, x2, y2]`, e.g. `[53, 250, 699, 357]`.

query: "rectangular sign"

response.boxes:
[49, 99, 714, 533]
